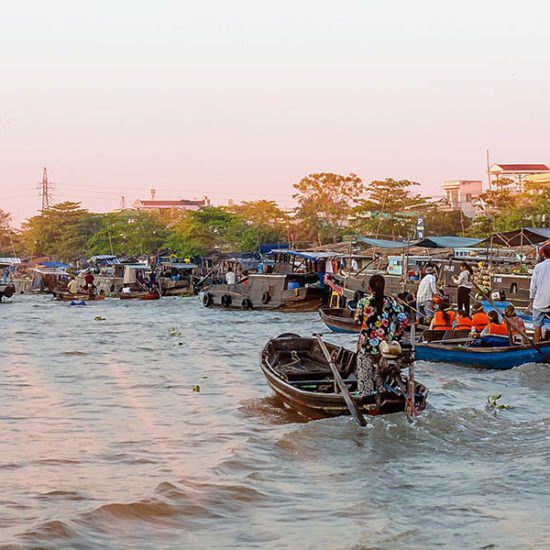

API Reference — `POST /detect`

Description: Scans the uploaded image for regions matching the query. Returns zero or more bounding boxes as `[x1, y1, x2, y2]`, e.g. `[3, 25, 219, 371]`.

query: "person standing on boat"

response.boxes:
[225, 266, 236, 285]
[416, 266, 437, 320]
[354, 274, 408, 396]
[453, 262, 473, 315]
[529, 244, 550, 343]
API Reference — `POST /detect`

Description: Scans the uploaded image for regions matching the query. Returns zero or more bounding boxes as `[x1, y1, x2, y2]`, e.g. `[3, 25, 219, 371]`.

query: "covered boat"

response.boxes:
[416, 340, 550, 369]
[260, 335, 428, 420]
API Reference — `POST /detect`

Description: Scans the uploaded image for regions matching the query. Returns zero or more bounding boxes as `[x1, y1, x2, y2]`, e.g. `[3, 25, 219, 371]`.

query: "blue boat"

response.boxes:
[416, 341, 550, 369]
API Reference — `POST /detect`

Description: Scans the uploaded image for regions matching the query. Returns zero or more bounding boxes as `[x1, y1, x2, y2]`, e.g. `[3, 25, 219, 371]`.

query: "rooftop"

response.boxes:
[489, 163, 549, 173]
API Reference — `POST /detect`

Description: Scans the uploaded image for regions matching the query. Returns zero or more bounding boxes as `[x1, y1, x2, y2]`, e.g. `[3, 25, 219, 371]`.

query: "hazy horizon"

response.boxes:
[2, 0, 550, 226]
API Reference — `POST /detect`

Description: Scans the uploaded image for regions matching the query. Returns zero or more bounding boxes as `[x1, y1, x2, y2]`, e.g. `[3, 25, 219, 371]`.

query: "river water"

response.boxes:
[0, 295, 548, 549]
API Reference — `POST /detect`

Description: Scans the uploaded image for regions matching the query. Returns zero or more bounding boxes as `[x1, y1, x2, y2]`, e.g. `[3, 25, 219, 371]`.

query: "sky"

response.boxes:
[1, 0, 549, 226]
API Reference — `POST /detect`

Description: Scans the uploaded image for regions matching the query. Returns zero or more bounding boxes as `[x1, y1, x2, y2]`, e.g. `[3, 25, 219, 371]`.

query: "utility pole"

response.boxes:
[38, 167, 53, 213]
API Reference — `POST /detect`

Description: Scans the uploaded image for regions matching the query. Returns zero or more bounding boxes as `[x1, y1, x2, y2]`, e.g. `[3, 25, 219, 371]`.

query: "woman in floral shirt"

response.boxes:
[354, 274, 408, 396]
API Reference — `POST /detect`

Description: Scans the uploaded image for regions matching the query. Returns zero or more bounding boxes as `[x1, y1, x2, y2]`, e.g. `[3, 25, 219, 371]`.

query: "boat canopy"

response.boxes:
[414, 236, 484, 248]
[357, 237, 410, 249]
[90, 255, 120, 264]
[38, 261, 69, 268]
[0, 257, 22, 265]
[269, 250, 344, 260]
[481, 227, 550, 247]
[160, 262, 197, 269]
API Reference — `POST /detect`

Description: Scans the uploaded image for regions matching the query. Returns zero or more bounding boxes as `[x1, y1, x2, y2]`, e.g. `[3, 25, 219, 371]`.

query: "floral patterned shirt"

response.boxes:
[355, 295, 408, 355]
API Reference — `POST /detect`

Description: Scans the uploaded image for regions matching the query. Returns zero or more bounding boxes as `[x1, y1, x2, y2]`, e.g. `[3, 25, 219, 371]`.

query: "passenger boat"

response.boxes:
[318, 306, 360, 333]
[201, 251, 332, 311]
[416, 340, 550, 369]
[260, 335, 428, 420]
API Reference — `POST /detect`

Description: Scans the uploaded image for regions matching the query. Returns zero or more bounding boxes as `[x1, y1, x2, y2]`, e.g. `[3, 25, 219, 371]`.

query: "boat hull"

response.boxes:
[318, 307, 360, 334]
[416, 342, 550, 369]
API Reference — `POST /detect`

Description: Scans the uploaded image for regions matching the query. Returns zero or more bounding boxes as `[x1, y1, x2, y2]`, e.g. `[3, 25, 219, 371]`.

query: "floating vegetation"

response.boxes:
[94, 316, 106, 321]
[487, 394, 512, 410]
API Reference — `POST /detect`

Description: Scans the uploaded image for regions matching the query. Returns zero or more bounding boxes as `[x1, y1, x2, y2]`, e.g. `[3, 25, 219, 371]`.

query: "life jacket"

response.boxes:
[433, 310, 456, 330]
[455, 317, 473, 331]
[488, 322, 508, 336]
[471, 312, 489, 332]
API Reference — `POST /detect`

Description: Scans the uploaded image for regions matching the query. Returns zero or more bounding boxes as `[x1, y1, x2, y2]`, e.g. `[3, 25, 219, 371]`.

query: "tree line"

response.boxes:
[0, 174, 547, 261]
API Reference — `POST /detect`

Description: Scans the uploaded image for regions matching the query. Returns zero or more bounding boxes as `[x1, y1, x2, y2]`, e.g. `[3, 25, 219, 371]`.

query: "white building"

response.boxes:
[441, 180, 482, 218]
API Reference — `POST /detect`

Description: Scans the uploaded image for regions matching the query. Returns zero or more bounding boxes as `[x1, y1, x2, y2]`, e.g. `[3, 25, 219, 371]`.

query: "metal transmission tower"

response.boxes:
[38, 167, 53, 213]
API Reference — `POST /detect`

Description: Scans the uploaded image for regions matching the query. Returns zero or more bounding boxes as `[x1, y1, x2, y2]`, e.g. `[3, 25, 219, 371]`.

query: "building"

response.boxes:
[488, 163, 549, 192]
[440, 180, 482, 217]
[132, 197, 210, 216]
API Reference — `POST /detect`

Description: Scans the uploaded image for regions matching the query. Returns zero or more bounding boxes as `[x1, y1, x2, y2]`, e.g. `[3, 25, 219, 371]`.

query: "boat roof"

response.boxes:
[0, 257, 22, 265]
[160, 262, 197, 269]
[358, 237, 410, 249]
[482, 227, 550, 247]
[269, 250, 344, 260]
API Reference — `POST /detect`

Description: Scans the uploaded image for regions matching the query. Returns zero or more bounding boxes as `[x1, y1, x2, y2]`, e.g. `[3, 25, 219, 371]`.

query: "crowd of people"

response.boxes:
[352, 244, 550, 398]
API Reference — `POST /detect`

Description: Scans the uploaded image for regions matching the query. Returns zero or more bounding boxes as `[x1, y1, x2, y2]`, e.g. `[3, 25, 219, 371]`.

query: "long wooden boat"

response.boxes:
[416, 340, 550, 369]
[260, 335, 428, 420]
[318, 306, 360, 333]
[53, 290, 105, 302]
[117, 290, 161, 300]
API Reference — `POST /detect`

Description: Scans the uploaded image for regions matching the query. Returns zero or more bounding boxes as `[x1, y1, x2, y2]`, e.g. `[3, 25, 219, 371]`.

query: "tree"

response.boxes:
[293, 173, 365, 244]
[353, 179, 428, 238]
[422, 207, 472, 236]
[19, 202, 92, 260]
[231, 200, 289, 249]
[0, 209, 14, 253]
[86, 211, 168, 257]
[165, 207, 245, 257]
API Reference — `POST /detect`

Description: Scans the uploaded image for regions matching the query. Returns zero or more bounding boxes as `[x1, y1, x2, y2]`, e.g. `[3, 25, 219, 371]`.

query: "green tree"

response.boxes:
[293, 172, 365, 245]
[423, 207, 472, 236]
[20, 202, 92, 260]
[165, 207, 245, 256]
[0, 209, 14, 254]
[353, 179, 428, 238]
[231, 200, 289, 249]
[86, 211, 168, 256]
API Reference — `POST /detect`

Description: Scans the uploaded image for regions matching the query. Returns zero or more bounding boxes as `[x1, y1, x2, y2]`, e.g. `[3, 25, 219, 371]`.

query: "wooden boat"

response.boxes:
[260, 335, 428, 420]
[117, 290, 161, 300]
[416, 340, 550, 369]
[319, 306, 360, 333]
[53, 290, 105, 302]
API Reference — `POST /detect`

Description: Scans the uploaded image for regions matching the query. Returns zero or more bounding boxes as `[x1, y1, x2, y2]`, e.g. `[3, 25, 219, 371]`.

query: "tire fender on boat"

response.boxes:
[202, 293, 213, 307]
[221, 294, 232, 307]
[241, 298, 253, 310]
[261, 291, 271, 305]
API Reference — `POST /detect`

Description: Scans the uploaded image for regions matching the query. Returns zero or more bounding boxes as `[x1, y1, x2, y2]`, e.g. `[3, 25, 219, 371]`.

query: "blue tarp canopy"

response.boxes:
[269, 250, 343, 260]
[413, 236, 484, 248]
[357, 237, 410, 249]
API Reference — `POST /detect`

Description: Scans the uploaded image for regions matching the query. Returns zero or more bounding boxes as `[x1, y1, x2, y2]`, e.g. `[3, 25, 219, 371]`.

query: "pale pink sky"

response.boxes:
[1, 0, 549, 226]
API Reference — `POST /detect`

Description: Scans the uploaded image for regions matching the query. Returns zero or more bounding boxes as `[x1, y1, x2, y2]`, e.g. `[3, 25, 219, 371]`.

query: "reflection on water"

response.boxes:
[0, 295, 548, 548]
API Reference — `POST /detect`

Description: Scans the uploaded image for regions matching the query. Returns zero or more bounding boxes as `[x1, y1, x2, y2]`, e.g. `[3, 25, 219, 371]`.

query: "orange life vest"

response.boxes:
[488, 322, 509, 336]
[455, 317, 473, 331]
[471, 312, 489, 332]
[433, 310, 456, 331]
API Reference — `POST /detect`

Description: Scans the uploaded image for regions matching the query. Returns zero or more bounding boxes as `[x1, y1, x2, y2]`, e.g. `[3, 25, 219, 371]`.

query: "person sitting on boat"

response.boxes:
[239, 269, 250, 285]
[480, 311, 508, 338]
[225, 267, 236, 285]
[453, 309, 472, 332]
[471, 302, 490, 333]
[354, 274, 408, 397]
[67, 277, 79, 294]
[429, 301, 455, 331]
[84, 270, 94, 290]
[503, 304, 527, 343]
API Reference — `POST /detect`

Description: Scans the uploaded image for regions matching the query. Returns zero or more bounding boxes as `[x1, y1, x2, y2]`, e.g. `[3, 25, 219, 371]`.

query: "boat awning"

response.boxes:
[32, 268, 70, 275]
[413, 236, 484, 248]
[38, 261, 69, 268]
[0, 257, 22, 265]
[160, 262, 197, 269]
[90, 255, 120, 264]
[269, 250, 343, 260]
[357, 237, 410, 249]
[481, 227, 550, 247]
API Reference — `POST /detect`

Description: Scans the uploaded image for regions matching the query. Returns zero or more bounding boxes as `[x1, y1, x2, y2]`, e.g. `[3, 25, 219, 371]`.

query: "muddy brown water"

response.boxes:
[0, 295, 548, 548]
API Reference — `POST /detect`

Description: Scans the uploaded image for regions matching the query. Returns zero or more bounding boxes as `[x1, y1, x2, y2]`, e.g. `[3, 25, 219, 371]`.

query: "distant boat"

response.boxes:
[318, 306, 360, 334]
